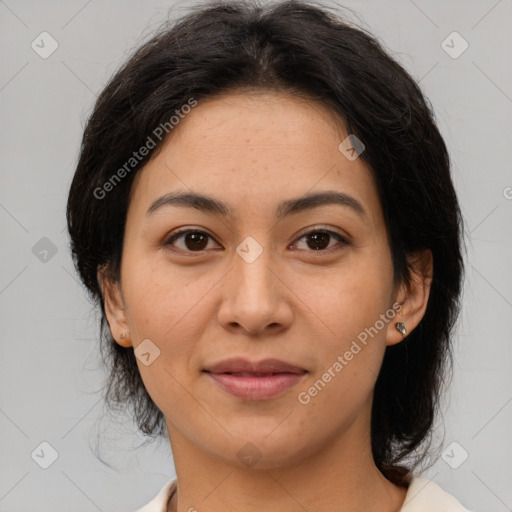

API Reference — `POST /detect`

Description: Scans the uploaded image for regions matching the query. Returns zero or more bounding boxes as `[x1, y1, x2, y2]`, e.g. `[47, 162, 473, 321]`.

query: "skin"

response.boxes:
[99, 90, 433, 512]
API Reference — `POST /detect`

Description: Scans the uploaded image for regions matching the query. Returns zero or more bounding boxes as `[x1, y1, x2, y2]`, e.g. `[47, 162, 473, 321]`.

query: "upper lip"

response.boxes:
[204, 357, 307, 374]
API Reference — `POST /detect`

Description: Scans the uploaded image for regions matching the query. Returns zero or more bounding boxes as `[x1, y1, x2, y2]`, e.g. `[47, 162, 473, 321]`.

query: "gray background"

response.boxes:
[1, 1, 511, 511]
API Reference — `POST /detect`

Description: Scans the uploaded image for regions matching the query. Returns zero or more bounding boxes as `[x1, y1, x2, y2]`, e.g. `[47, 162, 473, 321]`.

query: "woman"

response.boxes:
[66, 1, 472, 510]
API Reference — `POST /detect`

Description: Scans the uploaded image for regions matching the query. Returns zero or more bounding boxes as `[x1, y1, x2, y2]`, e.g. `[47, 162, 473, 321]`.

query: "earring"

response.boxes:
[395, 322, 407, 336]
[120, 332, 127, 340]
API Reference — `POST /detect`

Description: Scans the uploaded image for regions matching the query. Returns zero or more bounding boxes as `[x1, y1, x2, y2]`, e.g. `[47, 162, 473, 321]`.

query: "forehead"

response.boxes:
[167, 89, 348, 151]
[128, 90, 382, 226]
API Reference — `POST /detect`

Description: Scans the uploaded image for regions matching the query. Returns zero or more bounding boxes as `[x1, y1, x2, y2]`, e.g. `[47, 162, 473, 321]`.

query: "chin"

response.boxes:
[208, 427, 320, 471]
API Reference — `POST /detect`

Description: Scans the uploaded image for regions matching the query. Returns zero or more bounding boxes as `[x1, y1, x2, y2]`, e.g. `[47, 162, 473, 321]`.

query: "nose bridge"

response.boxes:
[232, 235, 275, 305]
[218, 234, 287, 334]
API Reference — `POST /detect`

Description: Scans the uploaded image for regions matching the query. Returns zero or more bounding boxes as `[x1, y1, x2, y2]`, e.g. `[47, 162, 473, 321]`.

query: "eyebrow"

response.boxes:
[146, 190, 367, 220]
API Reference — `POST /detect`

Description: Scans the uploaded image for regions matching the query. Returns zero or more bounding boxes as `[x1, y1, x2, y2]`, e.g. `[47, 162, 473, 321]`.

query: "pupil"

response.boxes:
[308, 232, 330, 250]
[186, 232, 208, 251]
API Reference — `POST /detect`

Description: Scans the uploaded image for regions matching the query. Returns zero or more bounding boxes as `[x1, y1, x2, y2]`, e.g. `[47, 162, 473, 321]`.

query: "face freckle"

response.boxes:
[112, 89, 400, 471]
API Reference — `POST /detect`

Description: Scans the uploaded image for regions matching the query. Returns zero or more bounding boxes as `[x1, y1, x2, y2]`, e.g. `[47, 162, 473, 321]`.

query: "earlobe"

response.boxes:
[97, 265, 132, 348]
[386, 249, 433, 347]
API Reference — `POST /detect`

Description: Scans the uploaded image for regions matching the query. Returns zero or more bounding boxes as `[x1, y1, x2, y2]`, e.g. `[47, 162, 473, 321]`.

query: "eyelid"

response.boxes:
[294, 224, 349, 242]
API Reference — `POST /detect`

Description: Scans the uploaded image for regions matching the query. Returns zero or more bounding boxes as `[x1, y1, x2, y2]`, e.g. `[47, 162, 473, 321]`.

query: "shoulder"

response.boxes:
[401, 476, 474, 512]
[134, 478, 177, 512]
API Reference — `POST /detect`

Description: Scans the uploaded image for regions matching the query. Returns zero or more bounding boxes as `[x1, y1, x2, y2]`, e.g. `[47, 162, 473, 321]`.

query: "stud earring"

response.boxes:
[120, 332, 127, 340]
[395, 322, 407, 336]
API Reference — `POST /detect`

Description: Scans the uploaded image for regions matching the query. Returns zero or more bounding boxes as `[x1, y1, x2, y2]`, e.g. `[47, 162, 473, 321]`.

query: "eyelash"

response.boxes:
[163, 227, 350, 256]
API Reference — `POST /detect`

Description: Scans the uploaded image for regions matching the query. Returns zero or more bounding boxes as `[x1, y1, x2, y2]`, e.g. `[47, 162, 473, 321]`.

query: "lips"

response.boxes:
[203, 358, 307, 400]
[204, 357, 307, 375]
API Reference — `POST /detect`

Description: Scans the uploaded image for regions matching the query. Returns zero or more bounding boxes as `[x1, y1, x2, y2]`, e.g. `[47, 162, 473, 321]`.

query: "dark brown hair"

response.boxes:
[66, 0, 466, 486]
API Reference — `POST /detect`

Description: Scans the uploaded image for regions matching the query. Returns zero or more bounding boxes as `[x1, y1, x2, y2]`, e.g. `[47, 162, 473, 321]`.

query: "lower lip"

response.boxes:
[205, 371, 306, 400]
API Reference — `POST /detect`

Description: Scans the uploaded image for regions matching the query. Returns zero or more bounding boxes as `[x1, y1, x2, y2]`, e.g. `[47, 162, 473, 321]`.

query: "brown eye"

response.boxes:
[305, 231, 330, 250]
[164, 227, 348, 255]
[293, 229, 349, 253]
[165, 229, 217, 252]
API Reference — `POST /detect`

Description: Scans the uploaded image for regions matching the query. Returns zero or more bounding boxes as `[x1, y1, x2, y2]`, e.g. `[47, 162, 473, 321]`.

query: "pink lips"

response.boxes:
[203, 357, 307, 400]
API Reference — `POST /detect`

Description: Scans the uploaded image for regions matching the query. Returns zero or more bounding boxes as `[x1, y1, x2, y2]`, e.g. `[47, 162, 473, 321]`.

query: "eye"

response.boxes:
[292, 228, 349, 253]
[164, 229, 220, 253]
[163, 227, 349, 255]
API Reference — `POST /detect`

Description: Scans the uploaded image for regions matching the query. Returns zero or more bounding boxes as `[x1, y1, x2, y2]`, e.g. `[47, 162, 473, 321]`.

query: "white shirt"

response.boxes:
[134, 475, 474, 511]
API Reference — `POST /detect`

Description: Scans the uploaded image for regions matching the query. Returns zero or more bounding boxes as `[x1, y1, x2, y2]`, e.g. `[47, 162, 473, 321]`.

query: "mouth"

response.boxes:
[204, 357, 307, 374]
[216, 371, 296, 376]
[203, 358, 308, 400]
[204, 371, 307, 400]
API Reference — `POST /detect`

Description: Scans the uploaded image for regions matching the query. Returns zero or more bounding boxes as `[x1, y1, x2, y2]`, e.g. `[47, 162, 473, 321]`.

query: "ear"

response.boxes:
[386, 249, 433, 346]
[97, 264, 132, 348]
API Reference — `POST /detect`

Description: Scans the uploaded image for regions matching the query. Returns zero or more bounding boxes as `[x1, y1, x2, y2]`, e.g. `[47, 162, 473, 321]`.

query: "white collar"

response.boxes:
[136, 475, 472, 512]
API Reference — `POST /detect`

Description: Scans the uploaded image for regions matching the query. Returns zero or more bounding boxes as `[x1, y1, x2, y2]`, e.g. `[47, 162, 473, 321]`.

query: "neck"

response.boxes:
[165, 413, 408, 512]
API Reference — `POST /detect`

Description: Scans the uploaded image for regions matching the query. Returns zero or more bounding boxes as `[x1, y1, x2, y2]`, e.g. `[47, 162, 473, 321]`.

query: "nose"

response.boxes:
[216, 242, 293, 336]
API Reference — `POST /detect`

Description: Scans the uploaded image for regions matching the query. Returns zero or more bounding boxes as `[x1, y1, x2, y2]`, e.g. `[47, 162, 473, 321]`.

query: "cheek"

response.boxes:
[122, 257, 221, 391]
[122, 258, 213, 412]
[292, 256, 393, 339]
[294, 274, 389, 417]
[289, 253, 393, 393]
[121, 254, 206, 338]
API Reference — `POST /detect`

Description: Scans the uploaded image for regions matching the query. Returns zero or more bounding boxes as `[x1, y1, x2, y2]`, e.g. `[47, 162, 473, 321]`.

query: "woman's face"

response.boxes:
[102, 90, 421, 469]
